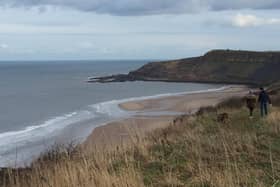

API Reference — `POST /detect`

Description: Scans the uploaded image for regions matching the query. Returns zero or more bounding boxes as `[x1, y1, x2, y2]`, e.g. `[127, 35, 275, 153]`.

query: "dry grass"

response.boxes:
[1, 144, 145, 187]
[272, 95, 280, 107]
[266, 110, 280, 134]
[2, 106, 280, 187]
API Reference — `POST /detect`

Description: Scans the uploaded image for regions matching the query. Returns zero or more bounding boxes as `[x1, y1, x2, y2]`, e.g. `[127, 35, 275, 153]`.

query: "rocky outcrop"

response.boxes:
[89, 49, 280, 85]
[88, 74, 135, 83]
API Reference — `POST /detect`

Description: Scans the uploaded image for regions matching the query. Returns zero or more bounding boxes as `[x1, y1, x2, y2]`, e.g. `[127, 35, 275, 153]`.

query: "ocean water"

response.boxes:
[0, 60, 223, 167]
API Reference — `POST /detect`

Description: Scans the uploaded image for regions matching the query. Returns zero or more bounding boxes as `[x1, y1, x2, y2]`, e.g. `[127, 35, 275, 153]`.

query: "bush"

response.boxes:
[196, 106, 217, 116]
[217, 97, 245, 109]
[271, 94, 280, 107]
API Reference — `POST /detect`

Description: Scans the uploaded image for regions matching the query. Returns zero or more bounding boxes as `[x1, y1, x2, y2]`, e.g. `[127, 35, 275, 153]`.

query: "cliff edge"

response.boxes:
[89, 49, 280, 85]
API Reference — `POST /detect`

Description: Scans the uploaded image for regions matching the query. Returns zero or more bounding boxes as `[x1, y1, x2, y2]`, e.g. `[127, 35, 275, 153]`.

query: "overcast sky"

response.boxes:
[0, 0, 280, 60]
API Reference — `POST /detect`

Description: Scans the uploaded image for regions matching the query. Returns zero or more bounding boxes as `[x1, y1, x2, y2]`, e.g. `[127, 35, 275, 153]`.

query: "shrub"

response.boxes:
[217, 97, 245, 109]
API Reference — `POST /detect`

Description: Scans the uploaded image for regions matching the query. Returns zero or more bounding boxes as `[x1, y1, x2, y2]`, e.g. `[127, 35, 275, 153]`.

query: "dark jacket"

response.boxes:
[258, 91, 271, 104]
[246, 94, 256, 108]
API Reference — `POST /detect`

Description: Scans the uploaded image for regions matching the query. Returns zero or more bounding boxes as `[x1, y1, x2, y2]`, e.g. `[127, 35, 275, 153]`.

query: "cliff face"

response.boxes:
[128, 50, 280, 85]
[90, 49, 280, 85]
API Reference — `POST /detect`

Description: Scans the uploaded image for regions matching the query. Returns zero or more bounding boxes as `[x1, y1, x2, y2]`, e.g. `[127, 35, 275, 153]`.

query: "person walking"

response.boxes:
[245, 90, 257, 118]
[258, 87, 272, 117]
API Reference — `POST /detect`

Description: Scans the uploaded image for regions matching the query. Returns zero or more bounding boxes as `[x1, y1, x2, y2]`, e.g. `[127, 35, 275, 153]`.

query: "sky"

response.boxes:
[0, 0, 280, 60]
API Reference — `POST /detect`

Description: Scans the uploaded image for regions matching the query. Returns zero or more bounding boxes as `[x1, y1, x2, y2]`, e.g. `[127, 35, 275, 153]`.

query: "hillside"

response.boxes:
[90, 49, 280, 85]
[2, 97, 280, 187]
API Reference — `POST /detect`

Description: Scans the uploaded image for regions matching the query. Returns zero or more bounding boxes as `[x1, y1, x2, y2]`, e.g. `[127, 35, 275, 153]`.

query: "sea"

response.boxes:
[0, 60, 224, 167]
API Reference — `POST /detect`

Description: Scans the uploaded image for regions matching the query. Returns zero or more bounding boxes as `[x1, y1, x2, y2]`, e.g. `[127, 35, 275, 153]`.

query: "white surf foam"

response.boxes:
[0, 85, 229, 167]
[0, 110, 95, 153]
[1, 85, 229, 146]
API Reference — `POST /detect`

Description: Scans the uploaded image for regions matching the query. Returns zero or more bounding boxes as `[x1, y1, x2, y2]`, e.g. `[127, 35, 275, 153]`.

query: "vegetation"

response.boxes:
[2, 95, 280, 187]
[3, 49, 280, 186]
[91, 50, 280, 85]
[129, 50, 280, 85]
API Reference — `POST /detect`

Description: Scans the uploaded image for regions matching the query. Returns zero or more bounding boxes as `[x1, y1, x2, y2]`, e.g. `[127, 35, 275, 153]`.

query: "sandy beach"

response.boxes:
[84, 85, 248, 149]
[120, 85, 247, 113]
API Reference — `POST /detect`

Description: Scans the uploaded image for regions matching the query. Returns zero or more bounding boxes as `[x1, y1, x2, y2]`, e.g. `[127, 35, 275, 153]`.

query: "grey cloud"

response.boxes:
[209, 0, 280, 10]
[204, 13, 280, 28]
[1, 0, 280, 15]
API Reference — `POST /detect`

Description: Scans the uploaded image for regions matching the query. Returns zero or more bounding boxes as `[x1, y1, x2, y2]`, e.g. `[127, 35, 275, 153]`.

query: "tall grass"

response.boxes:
[1, 143, 146, 187]
[2, 106, 280, 187]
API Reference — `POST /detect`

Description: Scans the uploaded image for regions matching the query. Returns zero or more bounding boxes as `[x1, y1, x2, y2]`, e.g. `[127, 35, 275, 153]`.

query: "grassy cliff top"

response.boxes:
[129, 49, 280, 85]
[2, 95, 280, 187]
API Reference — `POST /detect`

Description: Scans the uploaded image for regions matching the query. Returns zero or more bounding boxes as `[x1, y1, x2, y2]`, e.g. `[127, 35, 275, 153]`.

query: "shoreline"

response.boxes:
[84, 85, 248, 150]
[89, 77, 260, 86]
[0, 85, 248, 167]
[119, 85, 247, 112]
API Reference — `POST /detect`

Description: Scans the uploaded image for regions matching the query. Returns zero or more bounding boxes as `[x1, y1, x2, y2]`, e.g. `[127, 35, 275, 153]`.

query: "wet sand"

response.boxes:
[84, 85, 248, 149]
